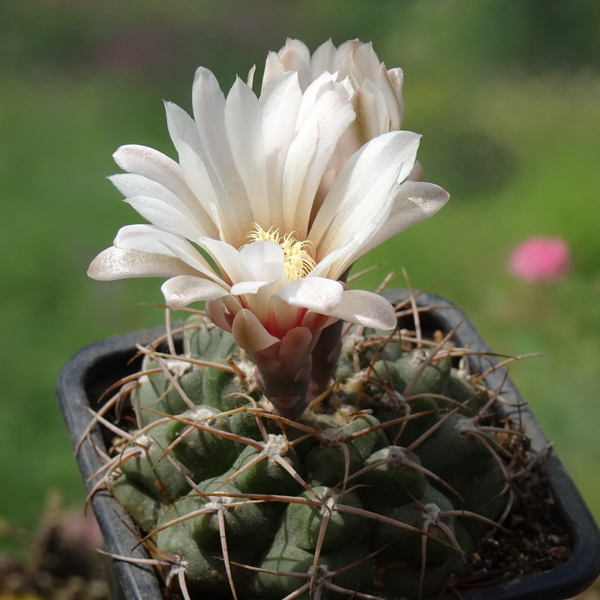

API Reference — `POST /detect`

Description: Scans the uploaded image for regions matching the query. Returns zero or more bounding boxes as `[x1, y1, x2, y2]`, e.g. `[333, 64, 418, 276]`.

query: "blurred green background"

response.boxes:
[1, 0, 600, 554]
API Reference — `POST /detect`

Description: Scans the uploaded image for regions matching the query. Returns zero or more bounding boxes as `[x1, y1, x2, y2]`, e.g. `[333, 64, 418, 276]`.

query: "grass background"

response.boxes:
[1, 0, 600, 554]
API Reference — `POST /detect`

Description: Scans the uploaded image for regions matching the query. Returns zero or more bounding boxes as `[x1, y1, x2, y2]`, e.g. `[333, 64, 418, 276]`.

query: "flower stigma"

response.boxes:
[247, 223, 316, 282]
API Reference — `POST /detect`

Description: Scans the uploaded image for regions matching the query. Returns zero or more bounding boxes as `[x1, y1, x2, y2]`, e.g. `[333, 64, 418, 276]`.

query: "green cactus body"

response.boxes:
[106, 318, 514, 600]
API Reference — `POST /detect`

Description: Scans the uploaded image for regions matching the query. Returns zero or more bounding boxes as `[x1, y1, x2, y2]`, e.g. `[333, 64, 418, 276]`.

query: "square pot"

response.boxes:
[57, 291, 600, 600]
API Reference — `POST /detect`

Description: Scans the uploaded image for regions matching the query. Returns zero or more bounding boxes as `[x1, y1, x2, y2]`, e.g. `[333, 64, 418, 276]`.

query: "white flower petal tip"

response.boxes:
[161, 275, 228, 310]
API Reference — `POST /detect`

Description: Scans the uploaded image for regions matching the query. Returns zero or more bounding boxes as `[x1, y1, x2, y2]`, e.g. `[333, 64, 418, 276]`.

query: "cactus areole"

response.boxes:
[57, 291, 600, 600]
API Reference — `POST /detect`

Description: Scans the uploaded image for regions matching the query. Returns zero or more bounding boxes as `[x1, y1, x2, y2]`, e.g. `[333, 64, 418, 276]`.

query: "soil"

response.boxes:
[460, 458, 572, 590]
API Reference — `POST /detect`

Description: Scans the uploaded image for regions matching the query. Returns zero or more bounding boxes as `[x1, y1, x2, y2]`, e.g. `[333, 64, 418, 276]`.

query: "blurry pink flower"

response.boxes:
[509, 237, 571, 283]
[60, 513, 104, 550]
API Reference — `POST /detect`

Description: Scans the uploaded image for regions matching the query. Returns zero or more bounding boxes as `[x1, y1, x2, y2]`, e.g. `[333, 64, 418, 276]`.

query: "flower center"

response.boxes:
[247, 224, 316, 282]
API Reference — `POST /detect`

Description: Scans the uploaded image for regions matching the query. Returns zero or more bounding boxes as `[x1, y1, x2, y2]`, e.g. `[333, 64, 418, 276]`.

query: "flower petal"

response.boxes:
[282, 89, 355, 238]
[232, 309, 280, 351]
[385, 67, 404, 129]
[310, 39, 337, 79]
[328, 289, 396, 329]
[166, 98, 250, 243]
[175, 141, 223, 234]
[154, 235, 223, 283]
[308, 220, 380, 280]
[262, 51, 285, 87]
[275, 277, 344, 313]
[276, 38, 311, 90]
[113, 224, 181, 257]
[230, 280, 277, 296]
[239, 241, 286, 283]
[191, 67, 253, 247]
[124, 194, 205, 240]
[225, 78, 269, 225]
[112, 144, 218, 238]
[260, 71, 303, 230]
[205, 299, 234, 332]
[309, 130, 420, 258]
[351, 181, 450, 261]
[197, 237, 245, 285]
[161, 275, 229, 309]
[87, 247, 198, 281]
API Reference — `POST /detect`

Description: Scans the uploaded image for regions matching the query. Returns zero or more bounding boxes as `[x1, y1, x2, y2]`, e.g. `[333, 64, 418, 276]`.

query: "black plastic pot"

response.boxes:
[57, 291, 600, 600]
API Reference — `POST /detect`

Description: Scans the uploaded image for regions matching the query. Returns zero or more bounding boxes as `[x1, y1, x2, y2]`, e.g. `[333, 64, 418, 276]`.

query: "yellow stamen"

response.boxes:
[247, 224, 316, 282]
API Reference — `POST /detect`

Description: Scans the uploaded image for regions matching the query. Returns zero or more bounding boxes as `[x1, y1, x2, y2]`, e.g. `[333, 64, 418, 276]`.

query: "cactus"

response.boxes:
[83, 300, 535, 600]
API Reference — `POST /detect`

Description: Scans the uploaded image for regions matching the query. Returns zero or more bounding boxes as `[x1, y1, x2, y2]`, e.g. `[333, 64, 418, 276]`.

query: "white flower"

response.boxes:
[88, 51, 449, 419]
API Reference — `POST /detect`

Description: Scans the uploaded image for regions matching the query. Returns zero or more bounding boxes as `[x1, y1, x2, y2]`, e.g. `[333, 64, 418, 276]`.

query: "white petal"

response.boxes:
[161, 275, 228, 309]
[278, 38, 311, 90]
[352, 42, 381, 80]
[295, 72, 345, 129]
[125, 195, 204, 240]
[176, 141, 223, 234]
[110, 172, 182, 203]
[233, 242, 287, 324]
[114, 225, 220, 283]
[282, 90, 355, 238]
[232, 309, 280, 351]
[361, 77, 390, 134]
[190, 69, 254, 245]
[110, 173, 210, 236]
[239, 241, 286, 283]
[87, 247, 198, 281]
[309, 220, 380, 280]
[260, 71, 303, 230]
[351, 181, 450, 262]
[191, 68, 245, 187]
[349, 87, 382, 145]
[164, 99, 201, 152]
[113, 224, 179, 257]
[387, 67, 404, 121]
[310, 39, 337, 79]
[408, 160, 423, 182]
[165, 99, 252, 245]
[247, 64, 256, 88]
[225, 78, 269, 225]
[262, 51, 285, 87]
[335, 40, 363, 77]
[197, 237, 245, 284]
[205, 299, 234, 332]
[310, 131, 421, 257]
[378, 65, 403, 130]
[330, 289, 397, 329]
[275, 277, 344, 313]
[113, 145, 220, 239]
[230, 280, 276, 296]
